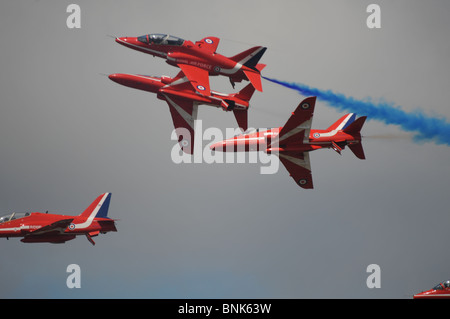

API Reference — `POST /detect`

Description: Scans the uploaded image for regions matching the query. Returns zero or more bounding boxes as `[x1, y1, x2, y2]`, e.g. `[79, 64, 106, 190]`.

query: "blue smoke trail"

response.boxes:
[263, 76, 450, 146]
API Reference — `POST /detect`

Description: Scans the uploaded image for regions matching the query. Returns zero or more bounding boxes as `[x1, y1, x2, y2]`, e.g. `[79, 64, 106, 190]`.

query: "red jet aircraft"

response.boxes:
[109, 72, 255, 154]
[0, 193, 116, 245]
[115, 33, 266, 96]
[210, 97, 367, 189]
[414, 280, 450, 299]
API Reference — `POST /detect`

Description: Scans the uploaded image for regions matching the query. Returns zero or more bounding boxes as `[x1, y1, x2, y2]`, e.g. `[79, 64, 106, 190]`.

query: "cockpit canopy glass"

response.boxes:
[137, 34, 184, 46]
[0, 212, 30, 224]
[433, 280, 450, 290]
[433, 283, 443, 290]
[233, 128, 280, 138]
[234, 128, 259, 137]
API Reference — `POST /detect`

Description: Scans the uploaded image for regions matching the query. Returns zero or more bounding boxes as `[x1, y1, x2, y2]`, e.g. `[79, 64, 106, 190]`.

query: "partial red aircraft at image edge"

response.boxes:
[414, 280, 450, 299]
[210, 97, 367, 189]
[109, 72, 255, 154]
[0, 193, 116, 245]
[114, 33, 266, 96]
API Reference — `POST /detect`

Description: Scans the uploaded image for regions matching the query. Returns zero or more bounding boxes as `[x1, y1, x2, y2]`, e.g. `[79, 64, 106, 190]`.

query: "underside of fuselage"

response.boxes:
[20, 234, 77, 244]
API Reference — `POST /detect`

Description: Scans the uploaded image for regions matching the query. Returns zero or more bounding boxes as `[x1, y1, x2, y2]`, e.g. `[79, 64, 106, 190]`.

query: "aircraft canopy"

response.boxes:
[137, 34, 184, 46]
[0, 212, 30, 224]
[433, 280, 450, 290]
[234, 128, 260, 137]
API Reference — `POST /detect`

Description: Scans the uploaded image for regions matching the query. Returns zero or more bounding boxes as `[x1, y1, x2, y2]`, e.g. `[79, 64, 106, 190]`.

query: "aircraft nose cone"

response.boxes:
[108, 73, 131, 87]
[115, 37, 129, 45]
[108, 73, 121, 83]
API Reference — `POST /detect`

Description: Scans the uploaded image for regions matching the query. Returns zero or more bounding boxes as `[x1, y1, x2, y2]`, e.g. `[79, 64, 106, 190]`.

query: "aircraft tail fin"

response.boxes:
[229, 47, 266, 91]
[343, 116, 367, 134]
[229, 46, 267, 70]
[254, 63, 266, 72]
[344, 116, 367, 160]
[242, 47, 267, 70]
[79, 193, 112, 219]
[233, 109, 248, 131]
[327, 113, 357, 131]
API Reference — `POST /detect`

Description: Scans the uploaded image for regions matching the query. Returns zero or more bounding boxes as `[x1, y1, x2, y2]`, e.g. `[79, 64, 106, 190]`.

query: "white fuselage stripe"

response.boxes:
[164, 95, 197, 130]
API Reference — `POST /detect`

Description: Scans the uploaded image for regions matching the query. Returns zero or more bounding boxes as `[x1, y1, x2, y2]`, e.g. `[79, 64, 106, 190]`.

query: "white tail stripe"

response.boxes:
[336, 113, 355, 130]
[74, 193, 109, 229]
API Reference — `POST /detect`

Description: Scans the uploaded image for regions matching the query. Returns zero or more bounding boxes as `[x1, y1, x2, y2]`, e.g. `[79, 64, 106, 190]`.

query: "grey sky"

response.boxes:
[0, 0, 449, 298]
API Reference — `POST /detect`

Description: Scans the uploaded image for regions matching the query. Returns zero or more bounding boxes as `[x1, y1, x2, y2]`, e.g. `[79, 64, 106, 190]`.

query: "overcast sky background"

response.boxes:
[1, 0, 449, 299]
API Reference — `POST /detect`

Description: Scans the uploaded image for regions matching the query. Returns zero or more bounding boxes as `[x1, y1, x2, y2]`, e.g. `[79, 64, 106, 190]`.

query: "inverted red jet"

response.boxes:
[109, 72, 255, 154]
[115, 33, 266, 96]
[0, 193, 116, 245]
[414, 280, 450, 299]
[210, 97, 367, 189]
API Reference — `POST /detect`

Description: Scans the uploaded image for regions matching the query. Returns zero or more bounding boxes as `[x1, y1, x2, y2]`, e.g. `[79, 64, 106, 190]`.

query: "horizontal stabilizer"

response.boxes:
[348, 142, 366, 160]
[255, 63, 266, 72]
[243, 69, 263, 92]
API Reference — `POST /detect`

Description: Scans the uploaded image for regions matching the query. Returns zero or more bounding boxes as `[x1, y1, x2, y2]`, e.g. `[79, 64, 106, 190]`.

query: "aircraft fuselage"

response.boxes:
[210, 128, 362, 153]
[108, 73, 249, 111]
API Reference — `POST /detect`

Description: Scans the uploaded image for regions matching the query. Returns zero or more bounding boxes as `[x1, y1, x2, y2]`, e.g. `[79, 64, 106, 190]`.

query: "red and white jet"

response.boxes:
[414, 280, 450, 299]
[210, 97, 367, 189]
[109, 72, 255, 154]
[115, 33, 266, 96]
[0, 193, 116, 245]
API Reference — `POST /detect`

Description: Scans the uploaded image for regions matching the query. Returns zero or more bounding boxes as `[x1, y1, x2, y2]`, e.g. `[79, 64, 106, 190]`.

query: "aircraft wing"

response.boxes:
[177, 64, 211, 96]
[26, 218, 74, 237]
[276, 97, 316, 146]
[195, 37, 220, 53]
[278, 152, 313, 189]
[162, 94, 198, 154]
